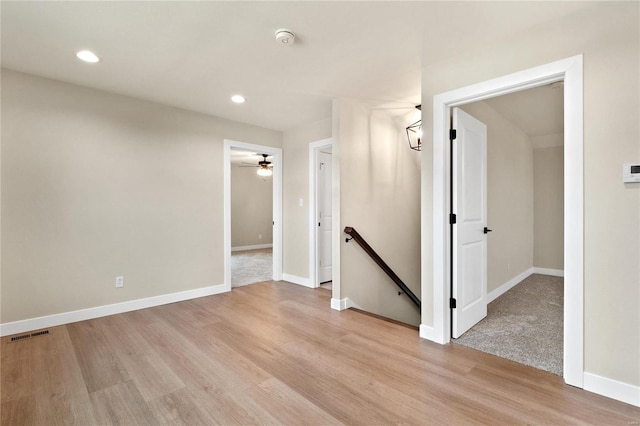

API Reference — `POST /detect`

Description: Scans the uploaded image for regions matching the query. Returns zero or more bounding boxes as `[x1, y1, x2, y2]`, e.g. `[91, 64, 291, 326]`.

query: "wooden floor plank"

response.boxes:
[1, 334, 37, 402]
[1, 397, 36, 426]
[203, 320, 400, 425]
[89, 380, 159, 426]
[280, 337, 457, 425]
[66, 321, 130, 393]
[130, 307, 272, 396]
[98, 313, 186, 402]
[1, 327, 97, 425]
[238, 377, 344, 426]
[146, 387, 216, 425]
[1, 281, 639, 425]
[32, 327, 97, 425]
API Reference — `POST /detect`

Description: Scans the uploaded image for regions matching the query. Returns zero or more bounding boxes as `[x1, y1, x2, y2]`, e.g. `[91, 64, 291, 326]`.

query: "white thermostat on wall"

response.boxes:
[623, 163, 640, 183]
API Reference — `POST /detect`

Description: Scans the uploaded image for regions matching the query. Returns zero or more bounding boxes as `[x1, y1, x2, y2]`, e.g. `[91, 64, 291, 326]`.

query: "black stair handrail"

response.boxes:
[344, 226, 421, 309]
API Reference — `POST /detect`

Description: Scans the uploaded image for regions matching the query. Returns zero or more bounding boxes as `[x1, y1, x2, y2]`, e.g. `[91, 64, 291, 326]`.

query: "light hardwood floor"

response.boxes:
[2, 281, 639, 425]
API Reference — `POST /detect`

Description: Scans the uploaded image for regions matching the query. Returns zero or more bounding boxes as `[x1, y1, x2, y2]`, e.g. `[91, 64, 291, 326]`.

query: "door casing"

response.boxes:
[425, 55, 584, 388]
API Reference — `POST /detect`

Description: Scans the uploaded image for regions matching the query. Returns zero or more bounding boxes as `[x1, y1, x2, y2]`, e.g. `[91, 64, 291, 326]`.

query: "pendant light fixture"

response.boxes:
[405, 105, 422, 151]
[256, 154, 273, 177]
[257, 165, 273, 177]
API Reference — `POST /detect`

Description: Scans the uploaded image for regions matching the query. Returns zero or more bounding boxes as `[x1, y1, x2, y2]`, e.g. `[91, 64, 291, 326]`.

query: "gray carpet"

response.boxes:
[454, 273, 564, 376]
[231, 249, 273, 287]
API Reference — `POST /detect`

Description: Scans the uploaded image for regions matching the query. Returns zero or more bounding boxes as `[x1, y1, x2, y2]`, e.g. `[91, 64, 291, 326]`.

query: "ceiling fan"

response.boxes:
[239, 154, 273, 177]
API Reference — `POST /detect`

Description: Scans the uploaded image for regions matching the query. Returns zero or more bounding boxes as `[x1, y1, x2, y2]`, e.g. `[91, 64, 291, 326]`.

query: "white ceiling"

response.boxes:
[1, 1, 596, 131]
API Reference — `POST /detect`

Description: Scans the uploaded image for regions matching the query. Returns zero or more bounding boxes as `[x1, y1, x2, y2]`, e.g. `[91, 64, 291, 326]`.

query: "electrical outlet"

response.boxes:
[115, 276, 124, 288]
[259, 234, 262, 240]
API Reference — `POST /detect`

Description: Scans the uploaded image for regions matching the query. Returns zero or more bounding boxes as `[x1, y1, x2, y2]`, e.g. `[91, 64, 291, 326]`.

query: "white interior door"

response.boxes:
[318, 151, 333, 283]
[452, 108, 488, 338]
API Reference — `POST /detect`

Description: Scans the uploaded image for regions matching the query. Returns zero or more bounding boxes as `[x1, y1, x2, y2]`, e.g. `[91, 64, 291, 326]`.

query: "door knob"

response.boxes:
[484, 227, 493, 234]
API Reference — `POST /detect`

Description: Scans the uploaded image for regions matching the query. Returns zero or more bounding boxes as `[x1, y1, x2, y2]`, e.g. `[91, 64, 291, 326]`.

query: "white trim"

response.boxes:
[224, 140, 283, 292]
[419, 324, 436, 341]
[331, 102, 342, 309]
[533, 267, 564, 277]
[0, 284, 226, 337]
[231, 244, 273, 252]
[331, 298, 346, 311]
[428, 55, 584, 388]
[309, 138, 333, 288]
[282, 273, 313, 288]
[487, 268, 534, 303]
[330, 297, 359, 311]
[584, 373, 640, 408]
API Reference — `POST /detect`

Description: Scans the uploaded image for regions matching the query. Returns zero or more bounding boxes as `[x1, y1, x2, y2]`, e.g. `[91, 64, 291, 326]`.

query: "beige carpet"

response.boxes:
[231, 248, 272, 287]
[453, 273, 563, 376]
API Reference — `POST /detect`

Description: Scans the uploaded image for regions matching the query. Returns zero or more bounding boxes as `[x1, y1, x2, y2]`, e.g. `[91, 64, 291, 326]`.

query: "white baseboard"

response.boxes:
[231, 244, 273, 252]
[331, 298, 346, 311]
[330, 297, 360, 311]
[0, 284, 227, 337]
[487, 267, 534, 303]
[584, 372, 640, 407]
[282, 273, 313, 288]
[419, 324, 437, 341]
[533, 267, 564, 277]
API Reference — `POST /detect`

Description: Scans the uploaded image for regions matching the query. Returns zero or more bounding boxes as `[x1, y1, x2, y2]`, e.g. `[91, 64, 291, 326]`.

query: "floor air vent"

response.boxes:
[9, 329, 51, 342]
[10, 334, 31, 342]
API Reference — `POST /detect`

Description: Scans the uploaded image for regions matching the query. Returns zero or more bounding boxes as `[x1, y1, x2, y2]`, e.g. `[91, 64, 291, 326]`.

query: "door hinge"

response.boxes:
[450, 298, 457, 309]
[449, 213, 457, 224]
[449, 129, 457, 140]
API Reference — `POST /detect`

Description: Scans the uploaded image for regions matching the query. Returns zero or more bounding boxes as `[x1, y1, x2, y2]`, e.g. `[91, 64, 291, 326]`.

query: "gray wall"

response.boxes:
[335, 100, 421, 326]
[534, 146, 564, 270]
[1, 69, 282, 323]
[281, 118, 332, 279]
[231, 165, 273, 248]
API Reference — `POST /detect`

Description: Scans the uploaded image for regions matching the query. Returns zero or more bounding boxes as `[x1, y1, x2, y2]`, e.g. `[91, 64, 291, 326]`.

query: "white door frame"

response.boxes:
[309, 138, 333, 288]
[428, 55, 584, 387]
[224, 140, 283, 291]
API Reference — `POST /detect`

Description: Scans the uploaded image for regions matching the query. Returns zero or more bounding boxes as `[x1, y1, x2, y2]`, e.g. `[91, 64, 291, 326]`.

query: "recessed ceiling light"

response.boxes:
[231, 95, 246, 104]
[76, 50, 100, 63]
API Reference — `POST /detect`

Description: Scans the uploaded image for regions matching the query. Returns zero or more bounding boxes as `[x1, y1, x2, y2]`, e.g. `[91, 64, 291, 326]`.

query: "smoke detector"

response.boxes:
[275, 29, 295, 45]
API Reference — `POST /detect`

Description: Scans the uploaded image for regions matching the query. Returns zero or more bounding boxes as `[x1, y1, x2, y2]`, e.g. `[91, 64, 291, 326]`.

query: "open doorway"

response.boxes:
[223, 140, 283, 292]
[451, 84, 565, 376]
[229, 148, 274, 287]
[309, 138, 333, 289]
[428, 55, 584, 388]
